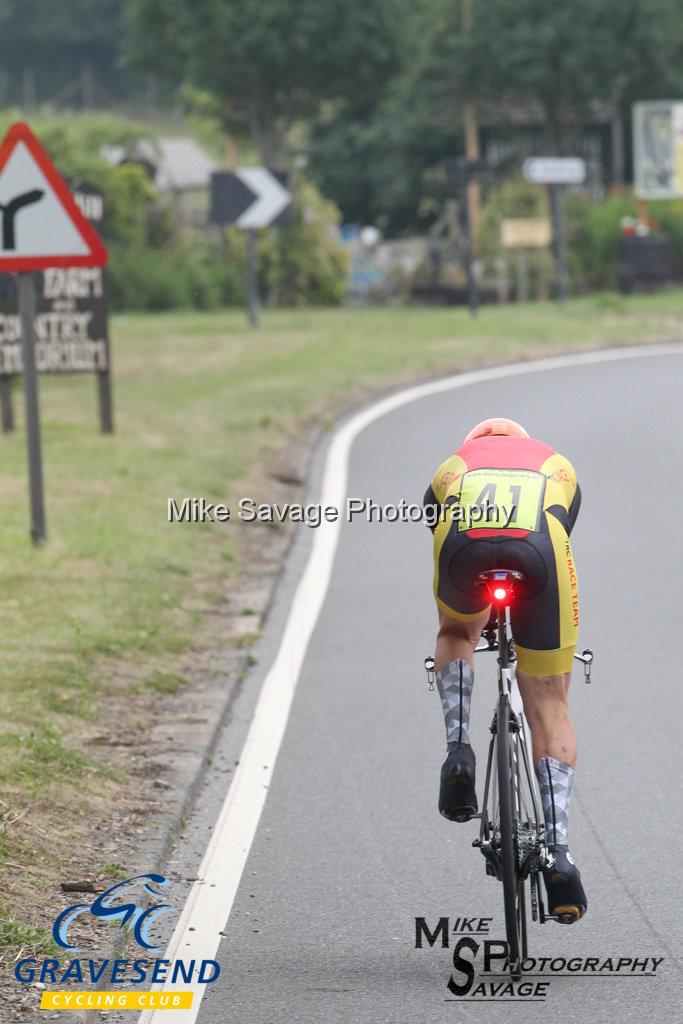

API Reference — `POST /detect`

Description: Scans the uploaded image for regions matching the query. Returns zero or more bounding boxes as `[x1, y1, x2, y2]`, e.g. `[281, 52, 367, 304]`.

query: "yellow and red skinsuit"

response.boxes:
[426, 435, 581, 675]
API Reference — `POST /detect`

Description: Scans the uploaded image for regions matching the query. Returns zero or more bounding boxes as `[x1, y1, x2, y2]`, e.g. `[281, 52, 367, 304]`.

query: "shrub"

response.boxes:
[476, 175, 548, 261]
[256, 179, 349, 306]
[107, 244, 191, 311]
[477, 174, 683, 294]
[107, 239, 244, 312]
[566, 190, 683, 290]
[476, 175, 555, 298]
[565, 192, 636, 290]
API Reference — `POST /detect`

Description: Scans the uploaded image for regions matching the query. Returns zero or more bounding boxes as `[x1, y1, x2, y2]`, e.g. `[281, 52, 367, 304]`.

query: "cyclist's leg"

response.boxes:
[507, 513, 580, 821]
[508, 522, 586, 919]
[431, 528, 490, 742]
[516, 670, 576, 768]
[433, 606, 488, 760]
[435, 606, 490, 672]
[509, 512, 581, 774]
[434, 605, 490, 820]
[516, 667, 586, 920]
[433, 607, 489, 822]
[431, 530, 492, 820]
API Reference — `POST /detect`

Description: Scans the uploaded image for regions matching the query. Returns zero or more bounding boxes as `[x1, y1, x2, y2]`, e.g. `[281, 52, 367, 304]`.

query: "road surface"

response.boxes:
[146, 346, 683, 1023]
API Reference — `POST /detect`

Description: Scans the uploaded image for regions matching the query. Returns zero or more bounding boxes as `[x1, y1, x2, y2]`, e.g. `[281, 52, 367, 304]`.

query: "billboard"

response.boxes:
[633, 100, 683, 199]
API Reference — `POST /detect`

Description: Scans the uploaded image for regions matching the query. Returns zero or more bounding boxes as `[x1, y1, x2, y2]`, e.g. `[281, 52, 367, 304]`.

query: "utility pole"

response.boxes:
[547, 184, 568, 305]
[610, 74, 627, 190]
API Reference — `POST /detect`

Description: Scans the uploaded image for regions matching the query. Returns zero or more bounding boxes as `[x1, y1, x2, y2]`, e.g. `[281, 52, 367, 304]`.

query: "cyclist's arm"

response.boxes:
[423, 454, 466, 533]
[561, 455, 581, 534]
[423, 483, 441, 533]
[567, 482, 581, 535]
[541, 452, 581, 534]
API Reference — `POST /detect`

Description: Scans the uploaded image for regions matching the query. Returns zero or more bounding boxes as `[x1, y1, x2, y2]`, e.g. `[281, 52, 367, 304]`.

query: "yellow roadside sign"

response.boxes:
[500, 218, 552, 250]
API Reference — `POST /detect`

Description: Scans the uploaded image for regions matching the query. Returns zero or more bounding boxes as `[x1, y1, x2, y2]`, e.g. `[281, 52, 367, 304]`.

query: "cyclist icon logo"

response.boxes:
[53, 873, 174, 952]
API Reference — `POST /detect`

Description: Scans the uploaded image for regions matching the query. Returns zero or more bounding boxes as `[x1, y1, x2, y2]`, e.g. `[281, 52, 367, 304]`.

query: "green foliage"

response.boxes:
[106, 239, 244, 312]
[477, 179, 683, 294]
[473, 176, 554, 298]
[0, 0, 132, 104]
[307, 0, 461, 233]
[476, 177, 548, 260]
[144, 671, 186, 694]
[127, 0, 404, 162]
[0, 109, 198, 310]
[310, 0, 683, 230]
[107, 178, 347, 312]
[650, 200, 683, 278]
[0, 108, 154, 249]
[565, 191, 683, 290]
[565, 193, 635, 290]
[451, 0, 683, 146]
[256, 180, 348, 305]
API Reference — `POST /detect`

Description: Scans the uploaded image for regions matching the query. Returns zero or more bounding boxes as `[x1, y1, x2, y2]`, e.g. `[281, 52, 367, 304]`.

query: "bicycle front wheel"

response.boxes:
[496, 695, 523, 978]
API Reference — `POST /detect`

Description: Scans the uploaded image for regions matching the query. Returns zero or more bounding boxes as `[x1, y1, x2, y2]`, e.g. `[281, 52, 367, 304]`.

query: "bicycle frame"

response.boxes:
[425, 584, 594, 973]
[473, 600, 553, 971]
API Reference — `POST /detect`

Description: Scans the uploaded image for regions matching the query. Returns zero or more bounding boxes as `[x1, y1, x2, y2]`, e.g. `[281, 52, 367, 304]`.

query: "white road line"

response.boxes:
[139, 341, 683, 1023]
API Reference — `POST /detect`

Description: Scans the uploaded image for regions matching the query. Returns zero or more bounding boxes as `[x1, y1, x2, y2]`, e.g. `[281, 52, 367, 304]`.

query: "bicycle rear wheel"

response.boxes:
[496, 695, 523, 978]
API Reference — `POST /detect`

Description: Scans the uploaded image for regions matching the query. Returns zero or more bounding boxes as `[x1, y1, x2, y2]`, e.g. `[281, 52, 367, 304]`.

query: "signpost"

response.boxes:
[444, 155, 516, 316]
[209, 169, 293, 327]
[0, 122, 107, 543]
[500, 218, 552, 303]
[522, 157, 586, 305]
[0, 182, 113, 434]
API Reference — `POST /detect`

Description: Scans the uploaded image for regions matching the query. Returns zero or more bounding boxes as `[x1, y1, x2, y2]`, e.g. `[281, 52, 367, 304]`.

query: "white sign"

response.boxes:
[0, 122, 106, 271]
[633, 100, 683, 199]
[522, 157, 586, 186]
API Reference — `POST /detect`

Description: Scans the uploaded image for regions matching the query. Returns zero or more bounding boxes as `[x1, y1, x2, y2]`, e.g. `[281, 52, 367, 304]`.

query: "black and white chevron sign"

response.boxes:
[210, 168, 292, 229]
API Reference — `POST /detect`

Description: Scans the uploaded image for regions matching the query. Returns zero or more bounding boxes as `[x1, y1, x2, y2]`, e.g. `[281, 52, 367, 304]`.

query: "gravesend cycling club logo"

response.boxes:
[14, 872, 220, 1013]
[415, 915, 665, 1002]
[53, 873, 173, 951]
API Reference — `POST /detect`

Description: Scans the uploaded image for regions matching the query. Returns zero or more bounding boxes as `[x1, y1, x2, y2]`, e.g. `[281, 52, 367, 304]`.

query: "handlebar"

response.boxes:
[425, 647, 594, 687]
[573, 649, 593, 683]
[472, 641, 594, 683]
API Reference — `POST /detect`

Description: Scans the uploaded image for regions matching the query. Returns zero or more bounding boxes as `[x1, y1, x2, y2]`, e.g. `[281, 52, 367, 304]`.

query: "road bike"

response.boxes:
[425, 569, 593, 979]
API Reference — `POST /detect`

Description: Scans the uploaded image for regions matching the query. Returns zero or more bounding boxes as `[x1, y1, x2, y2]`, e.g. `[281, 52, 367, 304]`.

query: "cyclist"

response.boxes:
[424, 417, 587, 923]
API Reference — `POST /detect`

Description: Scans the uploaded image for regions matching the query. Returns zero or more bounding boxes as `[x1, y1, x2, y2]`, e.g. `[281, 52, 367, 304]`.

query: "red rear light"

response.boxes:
[479, 570, 523, 605]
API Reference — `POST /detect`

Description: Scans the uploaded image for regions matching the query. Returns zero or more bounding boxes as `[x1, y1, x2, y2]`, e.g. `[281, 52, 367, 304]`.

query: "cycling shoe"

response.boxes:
[439, 742, 477, 822]
[543, 845, 587, 923]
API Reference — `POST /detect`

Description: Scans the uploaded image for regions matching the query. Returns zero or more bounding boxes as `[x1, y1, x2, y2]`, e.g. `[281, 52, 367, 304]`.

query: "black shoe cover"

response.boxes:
[439, 742, 477, 822]
[544, 845, 587, 923]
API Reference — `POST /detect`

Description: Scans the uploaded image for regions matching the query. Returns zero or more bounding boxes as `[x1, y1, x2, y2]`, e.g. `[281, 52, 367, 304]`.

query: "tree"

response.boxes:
[127, 0, 404, 163]
[307, 0, 464, 232]
[309, 0, 683, 229]
[449, 0, 683, 149]
[0, 0, 131, 105]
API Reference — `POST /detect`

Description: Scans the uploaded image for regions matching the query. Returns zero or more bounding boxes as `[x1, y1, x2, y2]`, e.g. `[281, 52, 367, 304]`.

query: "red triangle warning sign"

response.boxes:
[0, 122, 108, 272]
